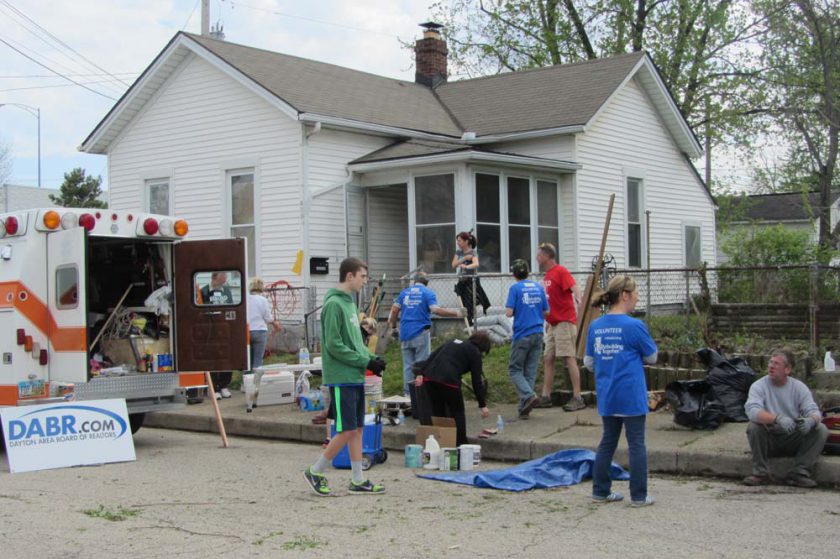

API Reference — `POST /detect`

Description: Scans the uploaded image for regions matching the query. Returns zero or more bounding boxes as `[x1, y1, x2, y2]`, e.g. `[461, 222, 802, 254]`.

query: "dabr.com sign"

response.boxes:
[1, 399, 136, 473]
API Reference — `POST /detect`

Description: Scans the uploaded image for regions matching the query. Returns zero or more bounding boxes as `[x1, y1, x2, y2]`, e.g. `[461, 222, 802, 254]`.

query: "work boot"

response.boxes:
[535, 395, 554, 408]
[785, 473, 817, 488]
[563, 396, 586, 411]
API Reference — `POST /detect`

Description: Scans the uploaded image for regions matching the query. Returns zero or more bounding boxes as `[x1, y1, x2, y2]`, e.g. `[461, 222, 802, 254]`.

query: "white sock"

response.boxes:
[311, 454, 330, 474]
[351, 460, 364, 483]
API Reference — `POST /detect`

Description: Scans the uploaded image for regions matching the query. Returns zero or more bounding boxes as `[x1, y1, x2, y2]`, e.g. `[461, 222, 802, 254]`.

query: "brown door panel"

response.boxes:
[174, 239, 248, 372]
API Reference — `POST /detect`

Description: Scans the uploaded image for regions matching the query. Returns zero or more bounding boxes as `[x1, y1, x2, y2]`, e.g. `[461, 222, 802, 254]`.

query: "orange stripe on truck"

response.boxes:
[179, 372, 207, 388]
[0, 280, 87, 351]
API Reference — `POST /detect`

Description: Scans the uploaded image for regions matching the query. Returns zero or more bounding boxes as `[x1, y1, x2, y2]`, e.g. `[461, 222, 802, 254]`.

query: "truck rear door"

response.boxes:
[173, 239, 248, 372]
[47, 227, 89, 383]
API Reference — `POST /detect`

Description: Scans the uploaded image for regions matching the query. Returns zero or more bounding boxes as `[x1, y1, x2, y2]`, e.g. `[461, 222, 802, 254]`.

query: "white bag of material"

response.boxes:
[295, 370, 311, 402]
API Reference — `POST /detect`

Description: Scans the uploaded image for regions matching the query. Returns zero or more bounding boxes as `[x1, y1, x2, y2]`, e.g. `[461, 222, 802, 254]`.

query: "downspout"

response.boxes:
[301, 122, 322, 290]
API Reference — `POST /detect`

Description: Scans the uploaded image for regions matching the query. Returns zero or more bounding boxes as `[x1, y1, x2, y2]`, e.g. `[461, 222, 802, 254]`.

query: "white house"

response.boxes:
[80, 25, 716, 319]
[716, 191, 840, 265]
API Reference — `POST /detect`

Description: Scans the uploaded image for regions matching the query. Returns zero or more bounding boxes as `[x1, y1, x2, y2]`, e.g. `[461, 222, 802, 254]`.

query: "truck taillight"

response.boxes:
[5, 216, 18, 235]
[159, 219, 174, 237]
[17, 328, 25, 345]
[24, 335, 33, 351]
[39, 349, 48, 365]
[174, 219, 189, 236]
[61, 213, 78, 229]
[43, 210, 61, 230]
[78, 213, 96, 231]
[143, 218, 159, 235]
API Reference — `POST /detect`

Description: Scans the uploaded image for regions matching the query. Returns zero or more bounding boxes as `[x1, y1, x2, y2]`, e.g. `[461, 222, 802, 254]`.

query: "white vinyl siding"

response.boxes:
[576, 78, 716, 271]
[108, 54, 302, 283]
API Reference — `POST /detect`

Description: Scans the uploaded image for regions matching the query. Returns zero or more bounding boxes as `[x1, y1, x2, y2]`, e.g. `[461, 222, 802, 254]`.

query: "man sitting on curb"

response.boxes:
[743, 348, 829, 488]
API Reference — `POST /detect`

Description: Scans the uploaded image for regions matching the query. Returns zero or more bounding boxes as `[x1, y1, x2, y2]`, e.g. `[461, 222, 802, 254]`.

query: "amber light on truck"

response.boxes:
[174, 219, 189, 236]
[42, 210, 61, 230]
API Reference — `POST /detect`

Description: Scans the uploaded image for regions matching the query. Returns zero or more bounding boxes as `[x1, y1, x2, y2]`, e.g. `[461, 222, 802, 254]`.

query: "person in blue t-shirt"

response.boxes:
[387, 274, 461, 414]
[584, 275, 658, 508]
[505, 259, 549, 420]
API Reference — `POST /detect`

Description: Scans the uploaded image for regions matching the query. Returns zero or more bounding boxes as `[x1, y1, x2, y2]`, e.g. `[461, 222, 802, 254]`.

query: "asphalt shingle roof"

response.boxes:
[740, 191, 840, 221]
[187, 33, 463, 136]
[188, 33, 645, 138]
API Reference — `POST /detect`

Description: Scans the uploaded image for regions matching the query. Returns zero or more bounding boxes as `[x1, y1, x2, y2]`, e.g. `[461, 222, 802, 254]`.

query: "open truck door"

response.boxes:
[174, 238, 248, 372]
[46, 226, 89, 383]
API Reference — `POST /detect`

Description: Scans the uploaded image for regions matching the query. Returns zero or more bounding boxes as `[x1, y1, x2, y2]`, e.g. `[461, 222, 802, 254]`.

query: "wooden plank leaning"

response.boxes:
[575, 194, 616, 359]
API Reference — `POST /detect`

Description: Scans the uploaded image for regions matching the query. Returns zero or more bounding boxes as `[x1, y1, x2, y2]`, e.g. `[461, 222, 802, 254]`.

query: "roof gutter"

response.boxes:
[348, 150, 582, 174]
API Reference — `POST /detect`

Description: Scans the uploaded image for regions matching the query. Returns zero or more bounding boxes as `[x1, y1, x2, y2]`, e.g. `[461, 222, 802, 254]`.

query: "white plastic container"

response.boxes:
[825, 350, 836, 372]
[244, 370, 294, 406]
[459, 444, 481, 470]
[422, 434, 440, 470]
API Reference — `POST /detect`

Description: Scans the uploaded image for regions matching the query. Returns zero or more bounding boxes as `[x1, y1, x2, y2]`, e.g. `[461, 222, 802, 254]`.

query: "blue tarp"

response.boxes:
[418, 448, 629, 492]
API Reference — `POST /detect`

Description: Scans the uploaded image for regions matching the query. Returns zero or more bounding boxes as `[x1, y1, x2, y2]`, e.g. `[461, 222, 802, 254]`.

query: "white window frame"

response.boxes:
[535, 177, 561, 263]
[144, 177, 171, 215]
[624, 173, 646, 268]
[226, 167, 257, 278]
[682, 222, 703, 268]
[408, 169, 458, 273]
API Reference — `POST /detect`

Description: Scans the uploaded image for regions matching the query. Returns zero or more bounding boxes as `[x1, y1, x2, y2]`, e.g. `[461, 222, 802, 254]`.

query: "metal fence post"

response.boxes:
[646, 210, 651, 323]
[809, 264, 819, 354]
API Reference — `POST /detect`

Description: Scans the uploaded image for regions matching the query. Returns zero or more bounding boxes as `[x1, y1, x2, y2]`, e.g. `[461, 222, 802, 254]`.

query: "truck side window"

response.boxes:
[56, 265, 79, 309]
[194, 270, 242, 306]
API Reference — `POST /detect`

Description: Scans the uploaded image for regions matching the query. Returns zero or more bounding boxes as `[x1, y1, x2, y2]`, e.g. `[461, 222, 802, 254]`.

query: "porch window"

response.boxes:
[228, 169, 256, 277]
[415, 173, 455, 273]
[475, 173, 501, 272]
[627, 177, 643, 267]
[146, 178, 170, 215]
[537, 180, 559, 249]
[684, 225, 702, 268]
[507, 176, 531, 265]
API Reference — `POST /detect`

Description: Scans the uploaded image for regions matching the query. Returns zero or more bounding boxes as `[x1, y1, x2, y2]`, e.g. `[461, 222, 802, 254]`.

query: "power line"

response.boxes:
[0, 0, 130, 90]
[0, 72, 139, 79]
[182, 0, 200, 31]
[0, 78, 133, 93]
[0, 36, 117, 100]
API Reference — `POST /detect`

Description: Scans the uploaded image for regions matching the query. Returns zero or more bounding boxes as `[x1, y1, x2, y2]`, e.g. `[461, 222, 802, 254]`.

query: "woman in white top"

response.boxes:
[247, 278, 280, 371]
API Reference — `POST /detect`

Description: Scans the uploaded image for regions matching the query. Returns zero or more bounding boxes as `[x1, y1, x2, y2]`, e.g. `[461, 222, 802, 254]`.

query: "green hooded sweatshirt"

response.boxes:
[320, 288, 371, 385]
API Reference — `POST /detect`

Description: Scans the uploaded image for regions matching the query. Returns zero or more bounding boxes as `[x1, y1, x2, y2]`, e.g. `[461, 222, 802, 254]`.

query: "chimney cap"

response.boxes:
[419, 21, 444, 31]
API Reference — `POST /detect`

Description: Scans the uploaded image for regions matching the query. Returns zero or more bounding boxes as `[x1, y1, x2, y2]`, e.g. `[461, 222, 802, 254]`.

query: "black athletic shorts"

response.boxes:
[327, 385, 365, 433]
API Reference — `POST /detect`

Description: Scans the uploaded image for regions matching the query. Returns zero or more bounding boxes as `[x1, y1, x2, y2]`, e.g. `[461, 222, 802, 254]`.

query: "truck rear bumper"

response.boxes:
[74, 373, 186, 414]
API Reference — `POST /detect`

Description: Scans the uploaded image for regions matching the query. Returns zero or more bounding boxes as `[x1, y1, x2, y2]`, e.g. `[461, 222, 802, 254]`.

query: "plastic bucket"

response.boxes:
[460, 444, 481, 467]
[364, 375, 383, 415]
[404, 444, 423, 468]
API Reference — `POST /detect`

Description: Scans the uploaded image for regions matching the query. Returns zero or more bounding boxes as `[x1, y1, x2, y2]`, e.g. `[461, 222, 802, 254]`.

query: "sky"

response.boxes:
[0, 0, 436, 190]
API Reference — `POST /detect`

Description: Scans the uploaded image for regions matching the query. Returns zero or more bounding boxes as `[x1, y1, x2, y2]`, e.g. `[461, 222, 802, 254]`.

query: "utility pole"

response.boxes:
[201, 0, 210, 36]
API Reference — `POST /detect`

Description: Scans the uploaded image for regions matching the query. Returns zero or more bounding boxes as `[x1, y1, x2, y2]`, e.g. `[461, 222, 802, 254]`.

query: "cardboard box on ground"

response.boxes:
[416, 417, 457, 448]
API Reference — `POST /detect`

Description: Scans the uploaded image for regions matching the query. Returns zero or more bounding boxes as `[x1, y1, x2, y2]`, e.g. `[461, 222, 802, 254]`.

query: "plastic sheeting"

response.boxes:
[417, 448, 629, 491]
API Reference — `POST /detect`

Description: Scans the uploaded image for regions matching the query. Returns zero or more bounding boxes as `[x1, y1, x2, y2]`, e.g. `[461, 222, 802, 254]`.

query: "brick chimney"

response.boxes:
[415, 22, 447, 88]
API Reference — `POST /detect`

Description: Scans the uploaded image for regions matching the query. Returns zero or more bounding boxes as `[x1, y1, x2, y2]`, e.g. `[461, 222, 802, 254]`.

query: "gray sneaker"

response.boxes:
[563, 396, 586, 411]
[535, 396, 554, 408]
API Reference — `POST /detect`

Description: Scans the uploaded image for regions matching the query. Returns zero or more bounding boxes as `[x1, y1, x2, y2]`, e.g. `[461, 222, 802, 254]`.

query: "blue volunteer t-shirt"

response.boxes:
[505, 280, 548, 341]
[585, 314, 658, 417]
[395, 284, 438, 341]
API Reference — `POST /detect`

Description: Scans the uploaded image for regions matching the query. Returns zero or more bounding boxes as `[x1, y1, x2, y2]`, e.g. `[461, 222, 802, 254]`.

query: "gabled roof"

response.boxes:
[81, 32, 702, 157]
[737, 191, 840, 222]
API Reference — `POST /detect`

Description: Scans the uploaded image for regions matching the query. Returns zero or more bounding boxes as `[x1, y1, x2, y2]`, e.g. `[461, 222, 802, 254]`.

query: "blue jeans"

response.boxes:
[250, 330, 268, 372]
[508, 333, 542, 412]
[593, 415, 648, 502]
[401, 329, 431, 394]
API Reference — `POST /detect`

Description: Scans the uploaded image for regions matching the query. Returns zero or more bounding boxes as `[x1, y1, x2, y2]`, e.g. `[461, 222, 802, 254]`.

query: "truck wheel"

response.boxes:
[129, 413, 146, 435]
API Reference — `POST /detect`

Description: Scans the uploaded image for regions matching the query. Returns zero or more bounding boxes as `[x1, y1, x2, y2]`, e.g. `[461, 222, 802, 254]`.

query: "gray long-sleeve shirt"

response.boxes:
[744, 376, 820, 423]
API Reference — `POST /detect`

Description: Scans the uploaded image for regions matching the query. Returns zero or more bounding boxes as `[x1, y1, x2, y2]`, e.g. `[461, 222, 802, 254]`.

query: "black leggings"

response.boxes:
[422, 382, 468, 446]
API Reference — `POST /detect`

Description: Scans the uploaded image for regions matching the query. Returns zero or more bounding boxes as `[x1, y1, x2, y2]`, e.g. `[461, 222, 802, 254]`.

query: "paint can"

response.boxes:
[458, 445, 475, 470]
[441, 447, 459, 471]
[460, 444, 481, 467]
[364, 375, 382, 415]
[404, 444, 423, 468]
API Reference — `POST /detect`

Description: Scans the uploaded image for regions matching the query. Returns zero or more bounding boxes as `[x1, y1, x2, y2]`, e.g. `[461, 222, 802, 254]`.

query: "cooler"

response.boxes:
[244, 370, 295, 406]
[330, 417, 387, 470]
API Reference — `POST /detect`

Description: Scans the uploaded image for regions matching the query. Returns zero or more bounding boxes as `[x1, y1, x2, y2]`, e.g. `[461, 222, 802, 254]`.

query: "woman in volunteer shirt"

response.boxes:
[584, 275, 657, 507]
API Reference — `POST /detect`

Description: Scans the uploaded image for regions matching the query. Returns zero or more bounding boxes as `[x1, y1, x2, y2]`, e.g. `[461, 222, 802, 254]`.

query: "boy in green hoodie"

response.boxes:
[304, 257, 387, 495]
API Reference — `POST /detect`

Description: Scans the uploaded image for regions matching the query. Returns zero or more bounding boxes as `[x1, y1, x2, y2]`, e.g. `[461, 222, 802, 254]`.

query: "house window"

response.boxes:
[146, 178, 170, 215]
[415, 173, 455, 273]
[684, 225, 702, 268]
[537, 180, 559, 250]
[475, 173, 501, 272]
[228, 169, 256, 277]
[507, 177, 531, 265]
[627, 177, 643, 267]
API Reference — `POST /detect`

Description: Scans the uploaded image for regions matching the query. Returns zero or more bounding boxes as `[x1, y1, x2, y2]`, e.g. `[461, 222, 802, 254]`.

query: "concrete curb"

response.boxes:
[144, 407, 840, 487]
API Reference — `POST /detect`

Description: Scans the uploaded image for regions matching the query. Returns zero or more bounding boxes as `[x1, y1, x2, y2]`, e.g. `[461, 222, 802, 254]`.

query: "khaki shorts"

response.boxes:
[544, 322, 577, 358]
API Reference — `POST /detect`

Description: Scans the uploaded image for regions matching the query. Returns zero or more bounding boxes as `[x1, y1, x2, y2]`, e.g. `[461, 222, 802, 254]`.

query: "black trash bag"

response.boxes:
[664, 380, 726, 430]
[696, 348, 757, 423]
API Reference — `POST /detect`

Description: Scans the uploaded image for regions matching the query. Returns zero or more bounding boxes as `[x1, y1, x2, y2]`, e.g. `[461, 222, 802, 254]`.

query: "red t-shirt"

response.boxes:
[543, 264, 577, 325]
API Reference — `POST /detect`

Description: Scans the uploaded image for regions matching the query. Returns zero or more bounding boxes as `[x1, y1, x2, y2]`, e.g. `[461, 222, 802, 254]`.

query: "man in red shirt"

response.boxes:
[536, 243, 585, 411]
